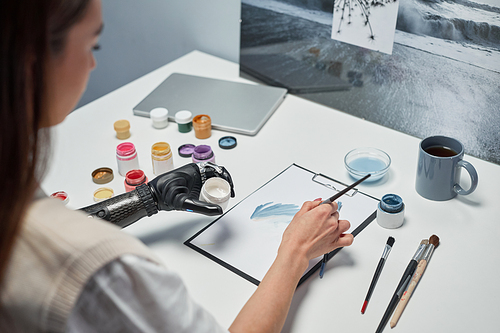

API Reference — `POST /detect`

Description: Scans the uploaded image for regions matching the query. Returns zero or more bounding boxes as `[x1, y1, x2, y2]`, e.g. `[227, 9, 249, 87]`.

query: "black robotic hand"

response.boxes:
[148, 162, 235, 215]
[80, 162, 235, 228]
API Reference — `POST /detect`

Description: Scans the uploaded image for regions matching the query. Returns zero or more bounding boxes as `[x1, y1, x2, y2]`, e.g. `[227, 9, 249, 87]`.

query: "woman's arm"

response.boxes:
[229, 200, 354, 333]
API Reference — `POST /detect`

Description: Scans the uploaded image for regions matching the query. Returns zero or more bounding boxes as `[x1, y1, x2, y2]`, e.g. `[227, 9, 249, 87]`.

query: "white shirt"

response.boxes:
[66, 254, 229, 333]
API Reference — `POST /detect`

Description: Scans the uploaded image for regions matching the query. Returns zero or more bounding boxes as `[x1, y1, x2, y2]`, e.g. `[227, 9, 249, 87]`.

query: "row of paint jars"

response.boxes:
[116, 141, 228, 209]
[116, 141, 216, 187]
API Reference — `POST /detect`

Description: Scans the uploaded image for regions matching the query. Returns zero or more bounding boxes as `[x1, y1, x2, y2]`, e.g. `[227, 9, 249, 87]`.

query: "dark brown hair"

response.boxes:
[0, 0, 91, 295]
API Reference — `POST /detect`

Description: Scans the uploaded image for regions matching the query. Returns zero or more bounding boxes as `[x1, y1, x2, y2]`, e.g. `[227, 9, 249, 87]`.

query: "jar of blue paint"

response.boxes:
[377, 194, 405, 229]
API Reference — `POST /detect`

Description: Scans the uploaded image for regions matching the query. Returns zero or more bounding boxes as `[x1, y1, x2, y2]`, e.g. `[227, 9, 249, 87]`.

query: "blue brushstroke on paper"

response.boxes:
[250, 201, 342, 227]
[250, 202, 300, 221]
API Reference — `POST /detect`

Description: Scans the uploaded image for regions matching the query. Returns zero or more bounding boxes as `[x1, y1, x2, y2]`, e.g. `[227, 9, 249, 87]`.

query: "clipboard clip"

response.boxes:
[312, 174, 358, 197]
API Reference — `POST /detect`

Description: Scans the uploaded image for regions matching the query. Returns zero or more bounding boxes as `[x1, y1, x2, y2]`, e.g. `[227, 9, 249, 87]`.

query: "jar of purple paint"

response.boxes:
[192, 145, 215, 164]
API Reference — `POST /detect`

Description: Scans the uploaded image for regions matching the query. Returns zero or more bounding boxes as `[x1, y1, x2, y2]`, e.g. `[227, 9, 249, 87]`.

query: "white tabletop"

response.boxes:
[42, 51, 500, 332]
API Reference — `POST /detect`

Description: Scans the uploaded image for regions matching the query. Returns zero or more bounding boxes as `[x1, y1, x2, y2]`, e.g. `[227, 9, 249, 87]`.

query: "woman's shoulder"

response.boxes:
[1, 198, 160, 332]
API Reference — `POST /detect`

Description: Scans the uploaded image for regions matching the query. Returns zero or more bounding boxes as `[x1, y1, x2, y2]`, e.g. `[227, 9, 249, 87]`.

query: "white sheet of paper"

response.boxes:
[331, 0, 400, 55]
[188, 164, 379, 284]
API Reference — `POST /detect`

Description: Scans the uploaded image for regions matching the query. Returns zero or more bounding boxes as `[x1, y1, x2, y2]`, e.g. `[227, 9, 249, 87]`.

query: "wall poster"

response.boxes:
[240, 0, 500, 165]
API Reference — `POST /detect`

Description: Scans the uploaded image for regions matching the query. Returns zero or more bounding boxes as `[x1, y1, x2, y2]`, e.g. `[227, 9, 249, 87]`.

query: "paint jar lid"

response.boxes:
[92, 167, 114, 184]
[150, 107, 169, 121]
[175, 110, 193, 124]
[93, 187, 114, 202]
[178, 144, 196, 157]
[219, 136, 237, 150]
[114, 119, 130, 131]
[114, 119, 131, 140]
[150, 107, 169, 129]
[114, 119, 130, 130]
[50, 191, 69, 205]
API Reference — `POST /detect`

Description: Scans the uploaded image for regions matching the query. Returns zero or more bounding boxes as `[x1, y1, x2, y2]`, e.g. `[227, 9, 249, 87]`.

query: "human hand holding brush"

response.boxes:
[280, 200, 353, 262]
[230, 199, 353, 333]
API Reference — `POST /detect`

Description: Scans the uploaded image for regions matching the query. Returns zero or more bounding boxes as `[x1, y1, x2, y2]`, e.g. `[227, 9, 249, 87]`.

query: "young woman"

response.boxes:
[0, 0, 354, 332]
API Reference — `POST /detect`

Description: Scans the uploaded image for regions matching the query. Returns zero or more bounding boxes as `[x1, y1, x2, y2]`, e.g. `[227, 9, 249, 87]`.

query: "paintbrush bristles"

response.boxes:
[429, 235, 440, 247]
[421, 239, 429, 245]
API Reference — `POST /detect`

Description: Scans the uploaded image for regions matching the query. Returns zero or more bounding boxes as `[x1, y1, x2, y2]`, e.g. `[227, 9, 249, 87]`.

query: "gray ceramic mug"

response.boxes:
[415, 136, 478, 201]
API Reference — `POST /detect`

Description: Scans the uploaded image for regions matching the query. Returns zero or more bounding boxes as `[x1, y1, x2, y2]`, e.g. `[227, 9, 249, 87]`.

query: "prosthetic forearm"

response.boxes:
[79, 184, 157, 228]
[79, 162, 235, 229]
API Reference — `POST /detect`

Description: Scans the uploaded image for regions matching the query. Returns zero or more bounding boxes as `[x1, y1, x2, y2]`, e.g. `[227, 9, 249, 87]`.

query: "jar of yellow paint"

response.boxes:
[151, 142, 174, 176]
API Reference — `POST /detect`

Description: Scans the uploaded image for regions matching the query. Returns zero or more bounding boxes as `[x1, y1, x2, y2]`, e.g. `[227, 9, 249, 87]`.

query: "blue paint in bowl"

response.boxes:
[344, 147, 391, 182]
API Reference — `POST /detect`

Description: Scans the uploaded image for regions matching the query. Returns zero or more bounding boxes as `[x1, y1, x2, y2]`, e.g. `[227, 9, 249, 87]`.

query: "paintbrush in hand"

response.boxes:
[318, 174, 371, 278]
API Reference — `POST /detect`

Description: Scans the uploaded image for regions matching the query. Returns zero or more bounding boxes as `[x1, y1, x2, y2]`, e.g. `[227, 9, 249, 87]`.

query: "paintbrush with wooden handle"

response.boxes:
[390, 234, 440, 328]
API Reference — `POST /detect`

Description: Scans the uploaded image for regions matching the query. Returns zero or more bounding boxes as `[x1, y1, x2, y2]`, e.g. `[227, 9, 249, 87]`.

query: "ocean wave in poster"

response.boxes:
[243, 0, 500, 71]
[396, 0, 500, 72]
[397, 0, 500, 48]
[243, 0, 334, 25]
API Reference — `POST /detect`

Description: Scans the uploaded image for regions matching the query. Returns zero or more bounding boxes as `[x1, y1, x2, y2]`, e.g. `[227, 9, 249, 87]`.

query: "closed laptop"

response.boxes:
[133, 73, 287, 136]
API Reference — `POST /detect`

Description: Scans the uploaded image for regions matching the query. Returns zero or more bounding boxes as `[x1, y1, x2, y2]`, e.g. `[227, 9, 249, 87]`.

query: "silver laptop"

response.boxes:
[133, 73, 287, 136]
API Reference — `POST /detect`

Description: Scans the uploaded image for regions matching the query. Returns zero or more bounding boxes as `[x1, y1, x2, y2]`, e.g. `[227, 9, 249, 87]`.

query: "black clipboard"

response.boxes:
[185, 164, 379, 286]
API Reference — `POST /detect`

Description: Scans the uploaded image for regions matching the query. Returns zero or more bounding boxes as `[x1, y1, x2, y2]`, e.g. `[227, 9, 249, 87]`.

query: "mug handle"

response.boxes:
[454, 160, 478, 195]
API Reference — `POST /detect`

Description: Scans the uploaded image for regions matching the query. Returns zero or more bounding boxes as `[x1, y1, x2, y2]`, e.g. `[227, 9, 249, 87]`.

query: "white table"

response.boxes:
[42, 51, 500, 332]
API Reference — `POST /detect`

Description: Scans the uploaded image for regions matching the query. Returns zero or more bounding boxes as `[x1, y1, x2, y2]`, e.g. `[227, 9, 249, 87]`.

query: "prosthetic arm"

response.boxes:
[79, 162, 235, 228]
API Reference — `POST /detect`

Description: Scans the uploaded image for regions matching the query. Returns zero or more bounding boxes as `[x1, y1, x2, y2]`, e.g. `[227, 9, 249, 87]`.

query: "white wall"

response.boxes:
[78, 0, 241, 107]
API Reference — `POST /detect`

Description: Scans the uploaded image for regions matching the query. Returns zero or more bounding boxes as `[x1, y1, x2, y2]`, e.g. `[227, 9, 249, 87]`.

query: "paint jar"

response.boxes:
[93, 187, 114, 202]
[200, 178, 231, 211]
[151, 142, 174, 175]
[192, 145, 215, 164]
[116, 142, 140, 176]
[50, 191, 69, 205]
[377, 194, 405, 229]
[193, 114, 212, 139]
[124, 169, 148, 192]
[150, 107, 169, 129]
[114, 119, 131, 140]
[175, 110, 193, 133]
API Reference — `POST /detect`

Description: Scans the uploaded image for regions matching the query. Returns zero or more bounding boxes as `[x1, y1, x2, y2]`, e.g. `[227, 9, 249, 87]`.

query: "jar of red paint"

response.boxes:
[124, 169, 148, 192]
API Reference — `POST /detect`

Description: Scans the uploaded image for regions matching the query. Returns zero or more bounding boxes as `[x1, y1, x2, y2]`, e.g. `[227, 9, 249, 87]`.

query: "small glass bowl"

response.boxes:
[344, 147, 391, 182]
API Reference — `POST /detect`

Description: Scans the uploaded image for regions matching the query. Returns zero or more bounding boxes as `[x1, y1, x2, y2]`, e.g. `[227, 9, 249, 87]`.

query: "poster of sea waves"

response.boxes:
[240, 0, 500, 164]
